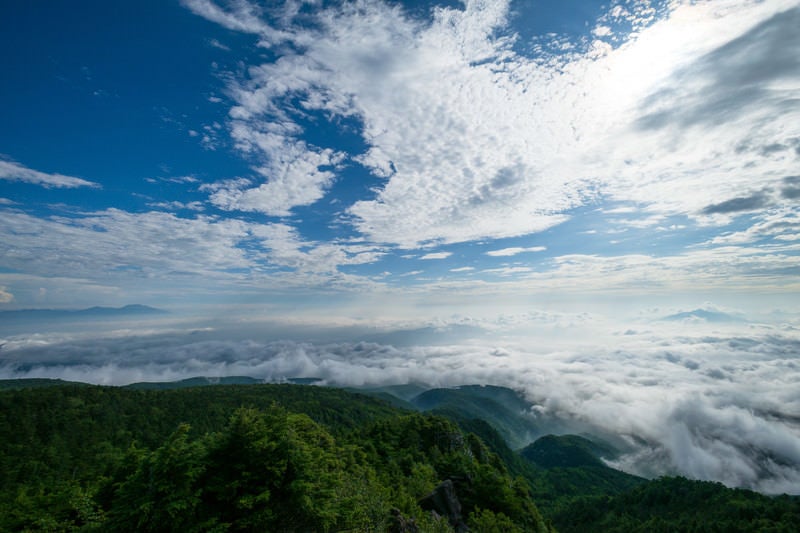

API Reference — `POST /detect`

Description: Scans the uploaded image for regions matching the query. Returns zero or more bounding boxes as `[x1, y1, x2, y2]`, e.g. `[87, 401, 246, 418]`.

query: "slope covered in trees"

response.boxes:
[550, 476, 800, 532]
[1, 380, 797, 531]
[0, 382, 552, 532]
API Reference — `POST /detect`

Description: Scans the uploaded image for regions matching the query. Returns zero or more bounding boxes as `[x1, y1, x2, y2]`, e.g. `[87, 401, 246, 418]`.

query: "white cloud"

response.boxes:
[165, 175, 199, 184]
[252, 222, 383, 274]
[419, 251, 452, 260]
[709, 208, 800, 245]
[592, 25, 612, 37]
[10, 206, 769, 306]
[0, 209, 254, 280]
[0, 208, 390, 306]
[180, 0, 292, 45]
[148, 200, 205, 211]
[3, 318, 800, 492]
[0, 160, 99, 189]
[450, 266, 474, 272]
[208, 38, 230, 51]
[0, 208, 390, 284]
[0, 285, 13, 303]
[205, 133, 345, 216]
[520, 246, 800, 293]
[482, 266, 533, 276]
[188, 0, 799, 248]
[486, 246, 546, 257]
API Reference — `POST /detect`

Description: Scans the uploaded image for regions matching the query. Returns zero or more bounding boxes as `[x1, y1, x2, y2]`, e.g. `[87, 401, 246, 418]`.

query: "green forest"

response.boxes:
[0, 380, 797, 532]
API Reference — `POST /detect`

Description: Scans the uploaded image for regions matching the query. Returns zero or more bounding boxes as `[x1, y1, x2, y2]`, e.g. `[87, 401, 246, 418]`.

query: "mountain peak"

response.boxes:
[661, 308, 744, 323]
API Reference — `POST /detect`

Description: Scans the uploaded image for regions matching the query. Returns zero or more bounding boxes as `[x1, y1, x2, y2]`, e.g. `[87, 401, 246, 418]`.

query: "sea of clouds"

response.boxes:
[2, 314, 799, 494]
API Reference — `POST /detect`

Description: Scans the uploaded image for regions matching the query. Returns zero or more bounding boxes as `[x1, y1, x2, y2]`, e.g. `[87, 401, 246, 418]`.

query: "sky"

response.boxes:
[1, 0, 800, 493]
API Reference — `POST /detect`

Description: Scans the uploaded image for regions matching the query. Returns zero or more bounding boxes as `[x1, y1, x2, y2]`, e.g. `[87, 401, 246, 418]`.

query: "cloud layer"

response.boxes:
[2, 316, 799, 493]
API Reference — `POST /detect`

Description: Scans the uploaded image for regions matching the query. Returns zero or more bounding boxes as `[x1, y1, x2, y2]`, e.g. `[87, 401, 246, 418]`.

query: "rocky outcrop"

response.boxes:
[388, 508, 419, 533]
[418, 479, 468, 532]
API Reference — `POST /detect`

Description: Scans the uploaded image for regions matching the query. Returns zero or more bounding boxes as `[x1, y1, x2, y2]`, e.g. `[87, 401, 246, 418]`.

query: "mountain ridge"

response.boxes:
[0, 304, 167, 321]
[660, 308, 745, 323]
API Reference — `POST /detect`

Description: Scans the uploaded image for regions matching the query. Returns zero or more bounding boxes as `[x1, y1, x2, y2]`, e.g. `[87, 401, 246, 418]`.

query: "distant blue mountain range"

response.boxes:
[0, 304, 167, 321]
[661, 308, 745, 323]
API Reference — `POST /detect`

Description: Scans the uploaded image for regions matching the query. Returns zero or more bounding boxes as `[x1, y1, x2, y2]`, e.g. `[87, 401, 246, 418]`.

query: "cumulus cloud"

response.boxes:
[2, 318, 799, 493]
[0, 160, 99, 189]
[204, 134, 345, 216]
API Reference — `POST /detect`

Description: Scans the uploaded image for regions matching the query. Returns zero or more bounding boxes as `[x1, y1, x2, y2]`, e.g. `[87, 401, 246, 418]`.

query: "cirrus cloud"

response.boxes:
[486, 246, 547, 257]
[0, 160, 99, 189]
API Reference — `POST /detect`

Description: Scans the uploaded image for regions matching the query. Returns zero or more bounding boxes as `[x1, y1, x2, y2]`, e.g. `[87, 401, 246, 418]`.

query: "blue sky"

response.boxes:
[1, 0, 799, 319]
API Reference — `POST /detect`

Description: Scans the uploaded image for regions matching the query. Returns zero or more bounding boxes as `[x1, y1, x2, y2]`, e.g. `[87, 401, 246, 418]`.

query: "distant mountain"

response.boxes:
[124, 376, 264, 390]
[0, 375, 323, 392]
[286, 377, 324, 385]
[80, 304, 167, 316]
[359, 383, 431, 402]
[520, 434, 614, 469]
[0, 304, 168, 321]
[373, 383, 619, 450]
[520, 434, 646, 511]
[0, 378, 90, 391]
[661, 308, 745, 323]
[409, 384, 540, 449]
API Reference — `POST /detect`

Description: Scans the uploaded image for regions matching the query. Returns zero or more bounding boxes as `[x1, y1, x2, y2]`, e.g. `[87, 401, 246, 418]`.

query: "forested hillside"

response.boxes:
[1, 381, 797, 531]
[0, 382, 551, 532]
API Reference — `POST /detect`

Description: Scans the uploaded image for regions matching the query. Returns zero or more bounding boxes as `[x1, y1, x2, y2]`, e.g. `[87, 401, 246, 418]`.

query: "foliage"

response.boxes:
[550, 476, 800, 533]
[469, 507, 525, 533]
[520, 435, 609, 469]
[411, 385, 536, 449]
[2, 381, 797, 532]
[0, 383, 550, 532]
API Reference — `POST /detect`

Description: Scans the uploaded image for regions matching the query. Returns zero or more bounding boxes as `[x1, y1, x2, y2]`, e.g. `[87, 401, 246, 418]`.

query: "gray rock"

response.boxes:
[418, 479, 468, 532]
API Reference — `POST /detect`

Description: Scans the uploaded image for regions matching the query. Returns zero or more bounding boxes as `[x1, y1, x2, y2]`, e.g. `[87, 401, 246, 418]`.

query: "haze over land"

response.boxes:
[1, 0, 799, 496]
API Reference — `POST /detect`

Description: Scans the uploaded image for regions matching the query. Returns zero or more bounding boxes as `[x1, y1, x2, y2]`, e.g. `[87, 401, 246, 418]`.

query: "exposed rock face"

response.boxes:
[388, 508, 419, 533]
[418, 479, 468, 532]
